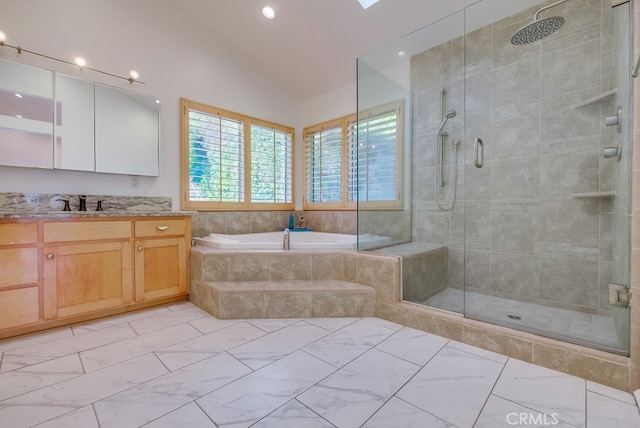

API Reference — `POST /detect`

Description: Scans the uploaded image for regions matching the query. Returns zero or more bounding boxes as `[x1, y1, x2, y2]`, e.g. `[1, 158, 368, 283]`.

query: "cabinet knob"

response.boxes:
[156, 226, 169, 231]
[46, 253, 54, 259]
[137, 246, 144, 251]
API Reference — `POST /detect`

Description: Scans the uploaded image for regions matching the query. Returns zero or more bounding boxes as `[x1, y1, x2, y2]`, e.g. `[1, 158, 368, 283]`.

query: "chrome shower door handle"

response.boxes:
[474, 137, 484, 168]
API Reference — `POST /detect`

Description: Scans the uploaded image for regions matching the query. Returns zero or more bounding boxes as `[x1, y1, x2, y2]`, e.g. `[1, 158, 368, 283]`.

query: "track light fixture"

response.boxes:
[0, 30, 145, 84]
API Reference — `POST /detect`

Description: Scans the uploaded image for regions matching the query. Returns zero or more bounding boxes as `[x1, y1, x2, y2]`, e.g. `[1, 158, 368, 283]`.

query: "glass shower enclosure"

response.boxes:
[357, 0, 633, 355]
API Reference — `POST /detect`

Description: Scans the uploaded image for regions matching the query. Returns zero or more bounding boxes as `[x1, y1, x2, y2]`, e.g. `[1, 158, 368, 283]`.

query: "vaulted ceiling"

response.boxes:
[172, 0, 477, 102]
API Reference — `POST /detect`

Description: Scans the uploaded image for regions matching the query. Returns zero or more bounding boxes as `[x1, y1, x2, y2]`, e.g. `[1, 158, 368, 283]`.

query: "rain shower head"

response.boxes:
[510, 0, 570, 46]
[511, 16, 564, 45]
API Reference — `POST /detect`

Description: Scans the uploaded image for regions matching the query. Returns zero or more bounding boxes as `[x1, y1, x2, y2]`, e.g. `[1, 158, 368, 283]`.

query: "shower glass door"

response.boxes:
[462, 0, 632, 354]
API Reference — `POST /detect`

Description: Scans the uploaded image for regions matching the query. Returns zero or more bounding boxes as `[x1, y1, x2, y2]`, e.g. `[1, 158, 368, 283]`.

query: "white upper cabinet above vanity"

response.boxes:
[54, 73, 95, 172]
[0, 59, 54, 169]
[0, 58, 160, 176]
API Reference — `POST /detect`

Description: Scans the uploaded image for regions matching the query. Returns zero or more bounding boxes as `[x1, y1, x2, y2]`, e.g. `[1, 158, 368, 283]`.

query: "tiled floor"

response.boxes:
[0, 301, 638, 428]
[425, 288, 623, 352]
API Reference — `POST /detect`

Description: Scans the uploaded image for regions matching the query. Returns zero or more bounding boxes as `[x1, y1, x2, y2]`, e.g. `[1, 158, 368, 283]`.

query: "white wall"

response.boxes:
[0, 0, 297, 209]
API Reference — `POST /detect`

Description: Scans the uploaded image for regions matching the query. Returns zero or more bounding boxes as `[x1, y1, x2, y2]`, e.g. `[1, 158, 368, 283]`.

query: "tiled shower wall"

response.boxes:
[411, 0, 619, 315]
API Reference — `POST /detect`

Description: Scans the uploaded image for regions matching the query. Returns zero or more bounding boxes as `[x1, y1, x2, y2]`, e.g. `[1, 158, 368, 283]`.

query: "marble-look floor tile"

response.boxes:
[396, 346, 505, 427]
[79, 323, 202, 372]
[70, 307, 171, 334]
[492, 358, 586, 427]
[304, 317, 360, 332]
[187, 317, 243, 335]
[229, 321, 331, 369]
[447, 340, 509, 364]
[302, 318, 398, 368]
[247, 318, 304, 333]
[363, 397, 455, 428]
[155, 322, 266, 371]
[197, 350, 336, 428]
[32, 405, 100, 428]
[587, 380, 637, 405]
[0, 324, 137, 373]
[94, 352, 251, 428]
[298, 348, 420, 428]
[143, 402, 216, 427]
[375, 326, 449, 366]
[127, 311, 209, 335]
[0, 353, 167, 428]
[0, 327, 73, 354]
[475, 394, 576, 428]
[254, 400, 334, 428]
[586, 391, 640, 428]
[0, 354, 84, 401]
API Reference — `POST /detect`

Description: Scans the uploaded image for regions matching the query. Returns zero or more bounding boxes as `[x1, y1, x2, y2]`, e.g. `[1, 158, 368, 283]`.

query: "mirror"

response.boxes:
[0, 58, 160, 176]
[54, 73, 94, 171]
[95, 84, 160, 176]
[0, 59, 54, 169]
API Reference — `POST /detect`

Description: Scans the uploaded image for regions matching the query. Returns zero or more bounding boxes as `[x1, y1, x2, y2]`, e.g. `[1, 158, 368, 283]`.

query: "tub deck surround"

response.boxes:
[189, 245, 400, 320]
[195, 280, 375, 319]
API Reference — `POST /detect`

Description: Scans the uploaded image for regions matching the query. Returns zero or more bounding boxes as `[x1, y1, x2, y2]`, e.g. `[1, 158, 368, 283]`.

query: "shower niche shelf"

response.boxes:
[570, 191, 616, 199]
[574, 89, 617, 109]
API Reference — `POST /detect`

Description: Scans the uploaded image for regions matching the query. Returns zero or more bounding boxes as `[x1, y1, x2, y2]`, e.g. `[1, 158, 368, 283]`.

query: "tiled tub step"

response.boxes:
[193, 280, 375, 319]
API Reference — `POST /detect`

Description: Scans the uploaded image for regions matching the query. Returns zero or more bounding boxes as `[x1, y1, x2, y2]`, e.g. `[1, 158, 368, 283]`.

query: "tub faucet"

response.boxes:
[283, 228, 290, 250]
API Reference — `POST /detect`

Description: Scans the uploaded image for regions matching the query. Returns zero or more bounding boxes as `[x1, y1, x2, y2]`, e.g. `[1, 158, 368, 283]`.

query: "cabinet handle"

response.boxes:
[46, 253, 54, 259]
[156, 226, 169, 231]
[137, 246, 144, 251]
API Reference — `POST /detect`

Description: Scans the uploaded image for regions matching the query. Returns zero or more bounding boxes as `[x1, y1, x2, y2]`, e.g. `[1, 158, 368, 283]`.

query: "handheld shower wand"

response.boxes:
[438, 109, 457, 136]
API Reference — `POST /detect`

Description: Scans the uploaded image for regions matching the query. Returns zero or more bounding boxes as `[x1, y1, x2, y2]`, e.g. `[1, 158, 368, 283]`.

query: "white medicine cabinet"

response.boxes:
[0, 58, 160, 176]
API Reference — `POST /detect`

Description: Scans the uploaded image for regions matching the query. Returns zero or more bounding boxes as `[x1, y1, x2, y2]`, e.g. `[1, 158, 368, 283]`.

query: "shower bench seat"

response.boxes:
[192, 280, 375, 319]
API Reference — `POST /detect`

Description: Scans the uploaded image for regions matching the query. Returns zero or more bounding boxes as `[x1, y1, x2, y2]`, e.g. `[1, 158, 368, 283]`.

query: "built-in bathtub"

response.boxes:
[193, 231, 392, 250]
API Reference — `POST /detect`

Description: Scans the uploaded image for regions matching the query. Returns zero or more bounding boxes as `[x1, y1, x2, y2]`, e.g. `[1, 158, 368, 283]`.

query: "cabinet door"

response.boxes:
[0, 288, 39, 329]
[135, 237, 187, 302]
[43, 241, 133, 319]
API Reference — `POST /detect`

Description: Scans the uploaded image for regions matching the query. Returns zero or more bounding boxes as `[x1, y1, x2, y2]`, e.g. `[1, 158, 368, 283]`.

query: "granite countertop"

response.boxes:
[0, 211, 197, 219]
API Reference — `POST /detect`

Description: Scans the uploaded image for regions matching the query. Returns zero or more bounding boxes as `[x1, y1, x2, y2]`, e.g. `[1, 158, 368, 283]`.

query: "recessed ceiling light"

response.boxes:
[14, 93, 23, 98]
[74, 57, 87, 67]
[357, 0, 381, 9]
[398, 51, 406, 56]
[262, 6, 275, 19]
[0, 30, 6, 43]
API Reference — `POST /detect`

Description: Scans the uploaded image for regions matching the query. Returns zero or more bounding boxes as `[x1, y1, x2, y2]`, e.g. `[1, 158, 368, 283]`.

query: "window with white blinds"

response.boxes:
[180, 99, 294, 211]
[304, 122, 344, 205]
[349, 103, 401, 204]
[303, 100, 403, 210]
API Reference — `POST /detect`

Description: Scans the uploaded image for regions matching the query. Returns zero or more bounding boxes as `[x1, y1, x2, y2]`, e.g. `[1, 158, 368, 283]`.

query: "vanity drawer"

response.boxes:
[44, 221, 131, 242]
[0, 222, 38, 245]
[135, 219, 188, 237]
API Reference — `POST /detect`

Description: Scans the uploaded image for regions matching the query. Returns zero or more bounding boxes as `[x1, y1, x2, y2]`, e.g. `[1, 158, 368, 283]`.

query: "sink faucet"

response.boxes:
[283, 228, 290, 250]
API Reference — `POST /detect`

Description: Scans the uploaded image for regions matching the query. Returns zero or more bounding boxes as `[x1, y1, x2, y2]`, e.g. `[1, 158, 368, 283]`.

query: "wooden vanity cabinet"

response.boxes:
[0, 215, 191, 339]
[0, 222, 40, 329]
[134, 218, 190, 302]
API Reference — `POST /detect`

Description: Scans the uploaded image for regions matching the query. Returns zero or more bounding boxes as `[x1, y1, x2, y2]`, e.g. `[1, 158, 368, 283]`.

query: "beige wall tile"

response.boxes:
[533, 342, 629, 391]
[311, 292, 356, 317]
[219, 292, 265, 319]
[462, 324, 533, 362]
[266, 292, 311, 318]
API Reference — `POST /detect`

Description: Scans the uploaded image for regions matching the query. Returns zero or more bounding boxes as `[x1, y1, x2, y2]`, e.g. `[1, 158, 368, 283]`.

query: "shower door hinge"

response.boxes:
[609, 283, 631, 308]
